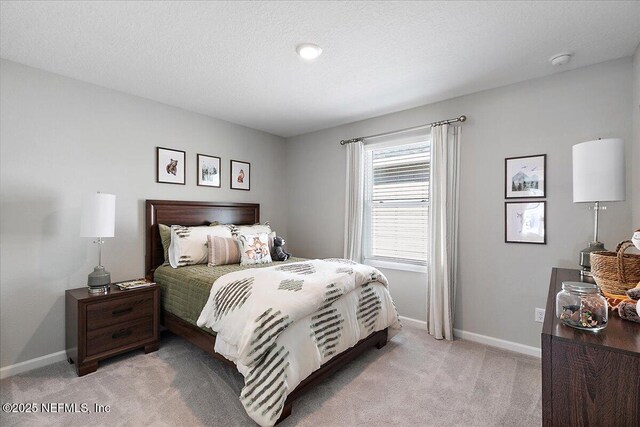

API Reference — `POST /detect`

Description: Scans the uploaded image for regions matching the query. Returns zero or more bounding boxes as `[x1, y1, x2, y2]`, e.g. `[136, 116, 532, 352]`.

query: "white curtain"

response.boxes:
[343, 140, 364, 262]
[427, 124, 461, 340]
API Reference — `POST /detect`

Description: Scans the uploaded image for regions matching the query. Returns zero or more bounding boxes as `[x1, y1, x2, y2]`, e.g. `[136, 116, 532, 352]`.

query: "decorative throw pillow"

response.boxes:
[239, 233, 273, 266]
[208, 235, 241, 266]
[168, 225, 233, 268]
[232, 223, 275, 257]
[158, 224, 172, 265]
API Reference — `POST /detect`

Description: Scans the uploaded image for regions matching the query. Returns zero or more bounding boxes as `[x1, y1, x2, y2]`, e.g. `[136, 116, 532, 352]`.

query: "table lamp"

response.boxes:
[80, 192, 116, 294]
[572, 138, 625, 277]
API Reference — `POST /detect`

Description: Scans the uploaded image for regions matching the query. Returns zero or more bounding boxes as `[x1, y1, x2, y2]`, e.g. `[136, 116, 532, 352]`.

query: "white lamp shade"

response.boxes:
[80, 193, 115, 237]
[572, 138, 625, 203]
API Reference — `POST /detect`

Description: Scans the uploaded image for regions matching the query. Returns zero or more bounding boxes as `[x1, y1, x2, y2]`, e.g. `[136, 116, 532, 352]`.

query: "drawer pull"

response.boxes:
[112, 307, 133, 316]
[112, 329, 132, 339]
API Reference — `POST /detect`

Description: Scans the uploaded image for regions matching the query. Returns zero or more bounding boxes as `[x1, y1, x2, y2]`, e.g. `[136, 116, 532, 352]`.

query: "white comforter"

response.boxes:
[197, 259, 401, 426]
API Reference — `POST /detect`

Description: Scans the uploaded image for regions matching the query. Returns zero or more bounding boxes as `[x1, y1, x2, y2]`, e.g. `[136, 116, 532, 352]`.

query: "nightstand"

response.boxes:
[65, 284, 160, 376]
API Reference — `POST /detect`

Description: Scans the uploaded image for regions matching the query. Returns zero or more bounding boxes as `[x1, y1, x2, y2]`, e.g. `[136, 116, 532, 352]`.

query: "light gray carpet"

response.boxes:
[1, 327, 541, 426]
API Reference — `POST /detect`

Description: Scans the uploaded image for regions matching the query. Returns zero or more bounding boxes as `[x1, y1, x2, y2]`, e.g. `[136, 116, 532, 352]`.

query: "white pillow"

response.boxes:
[239, 233, 273, 266]
[234, 223, 272, 237]
[168, 225, 232, 268]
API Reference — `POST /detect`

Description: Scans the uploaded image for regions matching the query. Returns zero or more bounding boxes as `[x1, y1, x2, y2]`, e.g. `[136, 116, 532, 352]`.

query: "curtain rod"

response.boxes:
[339, 115, 467, 146]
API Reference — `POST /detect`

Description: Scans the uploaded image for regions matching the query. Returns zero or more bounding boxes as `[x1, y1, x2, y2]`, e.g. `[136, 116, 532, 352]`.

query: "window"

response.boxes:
[363, 138, 430, 271]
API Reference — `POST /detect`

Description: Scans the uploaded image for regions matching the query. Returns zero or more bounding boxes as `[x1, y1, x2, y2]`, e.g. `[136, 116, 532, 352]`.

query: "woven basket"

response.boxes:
[591, 241, 640, 296]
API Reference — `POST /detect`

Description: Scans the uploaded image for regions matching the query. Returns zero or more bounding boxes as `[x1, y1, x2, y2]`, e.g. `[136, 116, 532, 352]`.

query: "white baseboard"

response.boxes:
[398, 316, 540, 358]
[0, 350, 67, 380]
[399, 315, 427, 329]
[453, 328, 541, 358]
[0, 323, 540, 380]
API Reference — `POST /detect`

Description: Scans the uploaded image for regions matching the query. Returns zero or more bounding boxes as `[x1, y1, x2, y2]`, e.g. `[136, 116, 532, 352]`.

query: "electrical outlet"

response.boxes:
[534, 308, 545, 323]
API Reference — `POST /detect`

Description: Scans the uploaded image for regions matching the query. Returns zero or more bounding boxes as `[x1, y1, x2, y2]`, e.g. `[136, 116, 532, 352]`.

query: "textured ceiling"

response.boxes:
[1, 1, 639, 137]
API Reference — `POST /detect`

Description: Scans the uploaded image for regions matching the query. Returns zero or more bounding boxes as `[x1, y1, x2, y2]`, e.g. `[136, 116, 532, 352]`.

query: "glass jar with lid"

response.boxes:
[556, 281, 608, 331]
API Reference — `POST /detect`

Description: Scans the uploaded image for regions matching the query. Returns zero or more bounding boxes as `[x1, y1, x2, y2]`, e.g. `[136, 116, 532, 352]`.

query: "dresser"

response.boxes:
[542, 268, 640, 426]
[66, 284, 160, 376]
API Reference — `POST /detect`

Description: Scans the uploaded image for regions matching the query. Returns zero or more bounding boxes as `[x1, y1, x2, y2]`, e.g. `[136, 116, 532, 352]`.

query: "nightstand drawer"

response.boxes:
[86, 293, 154, 331]
[86, 317, 154, 357]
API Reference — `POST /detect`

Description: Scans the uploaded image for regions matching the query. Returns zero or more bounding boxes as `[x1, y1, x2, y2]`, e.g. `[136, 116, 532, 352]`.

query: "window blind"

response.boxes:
[364, 140, 430, 265]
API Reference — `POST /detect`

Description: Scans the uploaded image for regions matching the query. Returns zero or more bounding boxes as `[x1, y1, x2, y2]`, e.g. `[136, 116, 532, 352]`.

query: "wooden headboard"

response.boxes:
[145, 200, 260, 279]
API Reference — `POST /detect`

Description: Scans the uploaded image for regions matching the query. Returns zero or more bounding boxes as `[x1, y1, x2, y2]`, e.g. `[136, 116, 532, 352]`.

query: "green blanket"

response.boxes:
[154, 258, 306, 333]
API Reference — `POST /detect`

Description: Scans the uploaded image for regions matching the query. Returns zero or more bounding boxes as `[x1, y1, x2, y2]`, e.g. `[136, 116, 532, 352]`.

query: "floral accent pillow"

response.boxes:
[239, 233, 273, 266]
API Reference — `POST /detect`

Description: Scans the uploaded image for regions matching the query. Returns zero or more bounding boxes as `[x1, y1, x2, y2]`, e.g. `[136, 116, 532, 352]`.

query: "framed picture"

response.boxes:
[505, 154, 546, 198]
[157, 147, 186, 185]
[505, 201, 546, 244]
[197, 154, 221, 187]
[230, 160, 250, 191]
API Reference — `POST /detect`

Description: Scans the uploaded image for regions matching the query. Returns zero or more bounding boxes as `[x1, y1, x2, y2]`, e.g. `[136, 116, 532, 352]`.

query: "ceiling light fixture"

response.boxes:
[550, 53, 572, 66]
[296, 43, 322, 61]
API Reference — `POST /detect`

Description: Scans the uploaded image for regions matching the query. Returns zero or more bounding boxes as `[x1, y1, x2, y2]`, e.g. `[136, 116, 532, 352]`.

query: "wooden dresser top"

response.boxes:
[542, 268, 640, 357]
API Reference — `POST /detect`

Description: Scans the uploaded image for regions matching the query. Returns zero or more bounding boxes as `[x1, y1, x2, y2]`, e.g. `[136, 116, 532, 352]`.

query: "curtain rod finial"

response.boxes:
[459, 115, 467, 122]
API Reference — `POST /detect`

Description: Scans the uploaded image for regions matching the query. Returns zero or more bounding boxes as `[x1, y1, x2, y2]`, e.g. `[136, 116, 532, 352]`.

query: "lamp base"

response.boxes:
[579, 241, 606, 276]
[88, 284, 110, 295]
[580, 269, 593, 278]
[87, 265, 111, 294]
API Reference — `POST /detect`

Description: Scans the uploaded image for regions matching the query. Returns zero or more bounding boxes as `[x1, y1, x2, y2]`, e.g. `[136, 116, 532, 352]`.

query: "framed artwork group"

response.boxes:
[504, 154, 546, 244]
[156, 147, 250, 191]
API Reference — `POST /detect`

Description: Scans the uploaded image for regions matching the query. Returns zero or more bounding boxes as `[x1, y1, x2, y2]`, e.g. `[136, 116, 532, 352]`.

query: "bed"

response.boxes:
[145, 199, 399, 425]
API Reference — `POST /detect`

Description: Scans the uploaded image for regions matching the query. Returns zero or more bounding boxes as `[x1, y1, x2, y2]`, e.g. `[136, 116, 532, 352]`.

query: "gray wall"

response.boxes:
[1, 56, 636, 368]
[0, 60, 288, 368]
[286, 58, 634, 348]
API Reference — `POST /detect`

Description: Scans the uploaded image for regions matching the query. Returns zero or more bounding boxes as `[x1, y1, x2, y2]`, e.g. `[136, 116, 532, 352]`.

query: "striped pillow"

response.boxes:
[208, 235, 241, 266]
